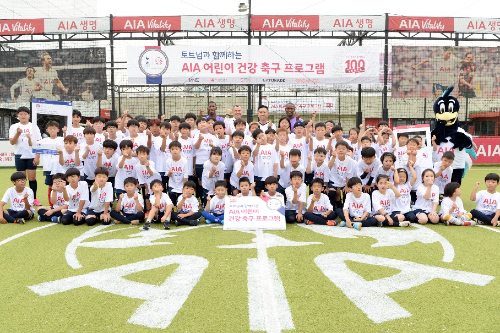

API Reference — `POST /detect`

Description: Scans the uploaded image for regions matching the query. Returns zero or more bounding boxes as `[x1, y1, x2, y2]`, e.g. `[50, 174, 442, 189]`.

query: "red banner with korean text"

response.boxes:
[0, 19, 44, 35]
[112, 16, 181, 33]
[251, 15, 319, 31]
[389, 16, 454, 33]
[474, 138, 500, 164]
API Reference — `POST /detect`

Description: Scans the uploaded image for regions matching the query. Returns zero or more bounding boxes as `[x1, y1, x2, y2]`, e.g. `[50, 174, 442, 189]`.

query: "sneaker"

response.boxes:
[463, 220, 477, 226]
[377, 220, 383, 227]
[33, 199, 42, 206]
[450, 217, 463, 226]
[305, 220, 314, 225]
[174, 220, 180, 227]
[38, 215, 43, 222]
[220, 219, 224, 225]
[399, 221, 411, 227]
[189, 219, 200, 226]
[340, 221, 346, 227]
[353, 222, 362, 230]
[50, 216, 60, 223]
[143, 220, 151, 230]
[326, 220, 337, 226]
[14, 218, 25, 224]
[205, 219, 213, 224]
[163, 221, 170, 230]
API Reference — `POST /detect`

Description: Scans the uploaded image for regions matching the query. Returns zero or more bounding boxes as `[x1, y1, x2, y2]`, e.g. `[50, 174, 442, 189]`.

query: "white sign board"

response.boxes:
[224, 196, 286, 230]
[393, 124, 433, 169]
[261, 97, 337, 114]
[0, 140, 16, 167]
[128, 45, 381, 85]
[32, 99, 72, 154]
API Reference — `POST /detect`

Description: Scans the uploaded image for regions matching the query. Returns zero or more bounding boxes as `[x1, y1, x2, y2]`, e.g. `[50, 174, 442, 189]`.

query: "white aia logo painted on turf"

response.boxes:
[26, 224, 497, 331]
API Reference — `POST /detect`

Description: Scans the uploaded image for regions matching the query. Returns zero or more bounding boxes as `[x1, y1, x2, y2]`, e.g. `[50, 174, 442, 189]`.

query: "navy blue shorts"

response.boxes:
[15, 155, 37, 171]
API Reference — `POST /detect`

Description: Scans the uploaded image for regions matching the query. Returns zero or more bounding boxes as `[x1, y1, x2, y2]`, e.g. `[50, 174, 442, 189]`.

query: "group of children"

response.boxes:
[2, 106, 499, 230]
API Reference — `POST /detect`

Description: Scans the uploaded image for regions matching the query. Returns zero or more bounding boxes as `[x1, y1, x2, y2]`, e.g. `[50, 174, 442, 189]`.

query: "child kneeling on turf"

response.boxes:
[0, 172, 35, 224]
[37, 173, 69, 223]
[470, 173, 500, 226]
[144, 179, 173, 230]
[172, 180, 202, 226]
[304, 178, 337, 226]
[61, 168, 88, 225]
[440, 182, 475, 226]
[412, 169, 440, 224]
[111, 177, 145, 225]
[202, 180, 226, 224]
[338, 177, 378, 230]
[284, 171, 306, 224]
[86, 167, 113, 226]
[371, 175, 410, 227]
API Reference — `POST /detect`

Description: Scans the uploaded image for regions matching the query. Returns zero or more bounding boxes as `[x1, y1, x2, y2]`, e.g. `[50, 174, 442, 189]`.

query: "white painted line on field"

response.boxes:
[254, 229, 285, 333]
[66, 225, 113, 269]
[29, 255, 208, 329]
[478, 225, 500, 234]
[248, 258, 295, 332]
[0, 223, 56, 247]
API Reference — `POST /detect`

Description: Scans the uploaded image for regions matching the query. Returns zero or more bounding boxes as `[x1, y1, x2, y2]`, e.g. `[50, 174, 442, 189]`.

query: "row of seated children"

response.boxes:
[3, 167, 499, 231]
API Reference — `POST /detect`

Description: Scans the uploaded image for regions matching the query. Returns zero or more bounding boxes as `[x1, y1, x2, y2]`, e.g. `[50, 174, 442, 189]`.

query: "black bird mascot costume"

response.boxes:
[431, 86, 473, 184]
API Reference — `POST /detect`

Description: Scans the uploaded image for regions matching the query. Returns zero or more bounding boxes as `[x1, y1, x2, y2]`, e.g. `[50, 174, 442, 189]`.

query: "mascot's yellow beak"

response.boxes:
[435, 112, 458, 126]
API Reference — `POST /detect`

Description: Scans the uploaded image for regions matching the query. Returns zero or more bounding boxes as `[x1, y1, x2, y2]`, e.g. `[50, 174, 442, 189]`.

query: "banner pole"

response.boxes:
[382, 13, 389, 122]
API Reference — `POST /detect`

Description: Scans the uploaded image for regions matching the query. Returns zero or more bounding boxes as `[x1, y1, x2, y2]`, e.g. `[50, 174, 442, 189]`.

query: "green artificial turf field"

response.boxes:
[1, 166, 500, 332]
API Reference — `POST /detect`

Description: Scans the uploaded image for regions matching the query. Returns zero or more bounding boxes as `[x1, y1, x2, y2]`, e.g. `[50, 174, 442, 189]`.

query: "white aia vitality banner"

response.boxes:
[127, 45, 381, 85]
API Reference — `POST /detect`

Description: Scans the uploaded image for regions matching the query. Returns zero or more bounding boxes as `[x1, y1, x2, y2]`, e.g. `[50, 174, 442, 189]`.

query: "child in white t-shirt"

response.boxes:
[371, 174, 410, 227]
[144, 179, 174, 230]
[440, 182, 475, 226]
[230, 145, 254, 195]
[172, 181, 202, 226]
[252, 129, 278, 195]
[433, 151, 454, 195]
[284, 171, 307, 224]
[111, 177, 145, 225]
[236, 177, 256, 197]
[202, 181, 227, 224]
[37, 173, 68, 223]
[412, 169, 440, 224]
[85, 167, 113, 226]
[61, 168, 88, 225]
[58, 135, 81, 174]
[0, 172, 35, 224]
[96, 139, 119, 192]
[339, 177, 378, 230]
[470, 173, 500, 226]
[304, 178, 337, 226]
[393, 161, 418, 223]
[114, 140, 138, 197]
[202, 147, 225, 207]
[165, 141, 189, 205]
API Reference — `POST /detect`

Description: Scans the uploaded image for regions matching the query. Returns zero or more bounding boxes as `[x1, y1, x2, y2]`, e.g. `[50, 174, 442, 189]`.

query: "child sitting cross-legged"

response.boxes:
[338, 177, 378, 230]
[202, 180, 227, 224]
[37, 173, 69, 223]
[304, 178, 337, 226]
[110, 177, 145, 225]
[0, 172, 35, 224]
[371, 175, 410, 227]
[172, 180, 202, 227]
[440, 182, 475, 226]
[143, 179, 173, 230]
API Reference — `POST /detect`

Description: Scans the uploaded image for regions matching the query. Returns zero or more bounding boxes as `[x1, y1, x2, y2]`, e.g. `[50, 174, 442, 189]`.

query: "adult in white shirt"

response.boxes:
[10, 67, 37, 102]
[9, 106, 42, 206]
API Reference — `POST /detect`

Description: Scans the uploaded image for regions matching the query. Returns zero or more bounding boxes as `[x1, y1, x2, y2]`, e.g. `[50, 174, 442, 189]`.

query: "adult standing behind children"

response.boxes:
[9, 106, 42, 206]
